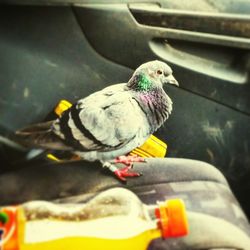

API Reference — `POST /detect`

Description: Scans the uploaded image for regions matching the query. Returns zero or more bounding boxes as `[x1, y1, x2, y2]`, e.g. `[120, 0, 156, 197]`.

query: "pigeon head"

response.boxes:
[128, 60, 178, 91]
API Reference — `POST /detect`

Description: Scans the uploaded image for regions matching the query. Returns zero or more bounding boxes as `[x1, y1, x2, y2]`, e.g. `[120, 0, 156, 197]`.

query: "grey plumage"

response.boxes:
[16, 60, 178, 162]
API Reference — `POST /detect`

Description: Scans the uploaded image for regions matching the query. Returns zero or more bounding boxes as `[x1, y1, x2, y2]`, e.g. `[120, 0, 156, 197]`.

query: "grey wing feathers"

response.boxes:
[53, 83, 147, 152]
[16, 83, 149, 153]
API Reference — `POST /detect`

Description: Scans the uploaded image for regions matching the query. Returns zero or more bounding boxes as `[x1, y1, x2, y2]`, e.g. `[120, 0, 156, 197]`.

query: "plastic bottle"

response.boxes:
[0, 187, 188, 250]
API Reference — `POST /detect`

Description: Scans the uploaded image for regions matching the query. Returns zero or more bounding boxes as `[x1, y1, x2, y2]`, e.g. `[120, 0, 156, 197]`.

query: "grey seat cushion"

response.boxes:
[0, 158, 249, 249]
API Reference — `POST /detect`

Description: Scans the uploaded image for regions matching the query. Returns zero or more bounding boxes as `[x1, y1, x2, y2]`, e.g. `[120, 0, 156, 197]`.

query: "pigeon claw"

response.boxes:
[114, 155, 146, 166]
[114, 164, 141, 182]
[102, 155, 145, 182]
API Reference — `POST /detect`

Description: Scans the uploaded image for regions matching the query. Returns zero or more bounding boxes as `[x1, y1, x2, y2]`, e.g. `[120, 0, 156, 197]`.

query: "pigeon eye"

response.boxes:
[157, 70, 163, 75]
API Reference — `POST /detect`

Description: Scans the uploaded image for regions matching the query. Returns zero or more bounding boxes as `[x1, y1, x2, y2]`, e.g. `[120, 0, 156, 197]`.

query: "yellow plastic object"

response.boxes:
[54, 100, 72, 116]
[129, 134, 167, 158]
[0, 190, 188, 250]
[46, 154, 61, 162]
[51, 100, 167, 160]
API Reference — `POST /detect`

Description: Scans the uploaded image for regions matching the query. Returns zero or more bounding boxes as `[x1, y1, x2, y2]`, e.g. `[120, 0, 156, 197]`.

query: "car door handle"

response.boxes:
[129, 4, 250, 50]
[129, 4, 250, 84]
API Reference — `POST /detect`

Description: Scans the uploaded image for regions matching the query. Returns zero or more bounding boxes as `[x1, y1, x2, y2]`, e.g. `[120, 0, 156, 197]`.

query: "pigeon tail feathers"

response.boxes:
[15, 121, 71, 150]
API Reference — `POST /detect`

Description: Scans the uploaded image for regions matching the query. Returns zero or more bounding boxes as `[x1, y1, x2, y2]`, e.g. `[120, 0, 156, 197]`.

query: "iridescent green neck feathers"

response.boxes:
[127, 73, 153, 92]
[136, 74, 152, 91]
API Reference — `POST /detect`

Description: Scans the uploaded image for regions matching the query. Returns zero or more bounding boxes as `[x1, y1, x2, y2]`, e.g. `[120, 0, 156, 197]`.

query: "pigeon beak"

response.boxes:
[165, 75, 179, 86]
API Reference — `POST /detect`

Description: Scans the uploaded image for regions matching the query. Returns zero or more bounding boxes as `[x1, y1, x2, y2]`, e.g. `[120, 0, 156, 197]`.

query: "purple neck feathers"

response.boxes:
[135, 88, 173, 132]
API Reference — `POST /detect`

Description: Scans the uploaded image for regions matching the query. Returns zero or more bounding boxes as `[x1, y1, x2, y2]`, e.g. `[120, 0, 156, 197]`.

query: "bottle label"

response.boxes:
[0, 229, 4, 250]
[0, 207, 19, 250]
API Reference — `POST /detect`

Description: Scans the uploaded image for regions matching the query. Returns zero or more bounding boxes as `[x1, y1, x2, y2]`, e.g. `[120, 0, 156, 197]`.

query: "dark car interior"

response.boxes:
[0, 0, 250, 249]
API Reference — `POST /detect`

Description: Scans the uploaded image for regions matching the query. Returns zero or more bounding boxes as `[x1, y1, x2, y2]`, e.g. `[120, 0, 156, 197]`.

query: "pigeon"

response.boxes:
[16, 60, 178, 181]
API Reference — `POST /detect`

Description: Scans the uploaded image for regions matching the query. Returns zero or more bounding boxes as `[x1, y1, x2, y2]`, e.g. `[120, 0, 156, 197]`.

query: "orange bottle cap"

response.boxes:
[155, 199, 189, 238]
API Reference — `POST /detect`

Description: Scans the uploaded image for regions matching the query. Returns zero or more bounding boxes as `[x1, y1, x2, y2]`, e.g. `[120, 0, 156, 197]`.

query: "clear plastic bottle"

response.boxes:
[0, 187, 188, 250]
